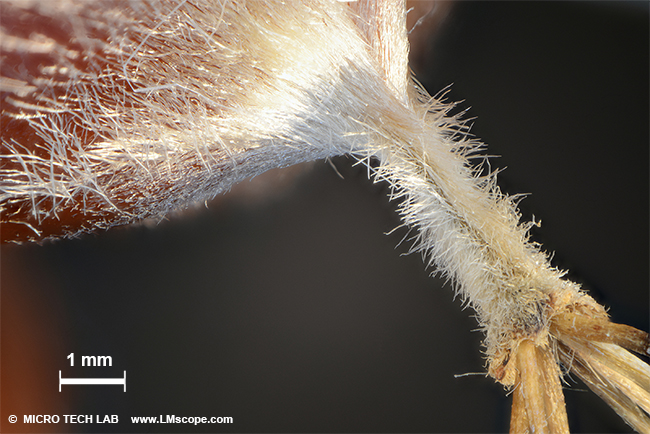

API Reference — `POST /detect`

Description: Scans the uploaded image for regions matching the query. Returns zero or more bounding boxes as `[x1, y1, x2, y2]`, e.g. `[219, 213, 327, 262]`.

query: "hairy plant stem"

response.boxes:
[1, 1, 648, 432]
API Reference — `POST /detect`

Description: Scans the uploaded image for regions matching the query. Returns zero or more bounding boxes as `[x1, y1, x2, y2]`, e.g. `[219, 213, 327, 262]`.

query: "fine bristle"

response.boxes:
[1, 1, 648, 432]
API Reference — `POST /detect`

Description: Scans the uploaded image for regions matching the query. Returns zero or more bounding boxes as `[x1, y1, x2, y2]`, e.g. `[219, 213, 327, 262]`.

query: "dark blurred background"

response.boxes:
[2, 2, 648, 433]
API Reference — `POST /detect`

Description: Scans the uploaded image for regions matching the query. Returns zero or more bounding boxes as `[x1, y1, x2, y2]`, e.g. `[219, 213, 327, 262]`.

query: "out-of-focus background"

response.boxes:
[2, 2, 648, 433]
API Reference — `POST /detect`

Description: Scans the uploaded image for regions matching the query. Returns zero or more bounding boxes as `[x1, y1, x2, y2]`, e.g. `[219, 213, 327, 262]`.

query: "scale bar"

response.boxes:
[59, 370, 126, 392]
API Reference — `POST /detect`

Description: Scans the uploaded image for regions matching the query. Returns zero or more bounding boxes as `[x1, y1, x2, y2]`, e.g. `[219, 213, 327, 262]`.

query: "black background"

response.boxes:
[2, 2, 648, 433]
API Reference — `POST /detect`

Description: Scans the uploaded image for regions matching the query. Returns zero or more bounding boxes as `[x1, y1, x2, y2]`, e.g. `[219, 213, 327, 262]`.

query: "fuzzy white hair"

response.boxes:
[1, 1, 648, 432]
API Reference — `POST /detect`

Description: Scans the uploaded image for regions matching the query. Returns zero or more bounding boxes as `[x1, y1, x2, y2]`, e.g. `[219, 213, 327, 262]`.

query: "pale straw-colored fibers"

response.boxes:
[1, 2, 648, 432]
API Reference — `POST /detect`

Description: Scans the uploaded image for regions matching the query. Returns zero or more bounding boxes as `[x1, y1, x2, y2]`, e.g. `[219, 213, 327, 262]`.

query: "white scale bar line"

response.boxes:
[59, 370, 126, 392]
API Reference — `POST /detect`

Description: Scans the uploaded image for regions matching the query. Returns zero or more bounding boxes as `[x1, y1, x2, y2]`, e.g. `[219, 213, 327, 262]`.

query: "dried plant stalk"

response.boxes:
[1, 1, 648, 432]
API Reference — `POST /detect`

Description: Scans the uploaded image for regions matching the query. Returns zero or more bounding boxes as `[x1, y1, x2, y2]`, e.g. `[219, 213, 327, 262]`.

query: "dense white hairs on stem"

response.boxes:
[1, 0, 570, 351]
[1, 1, 648, 431]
